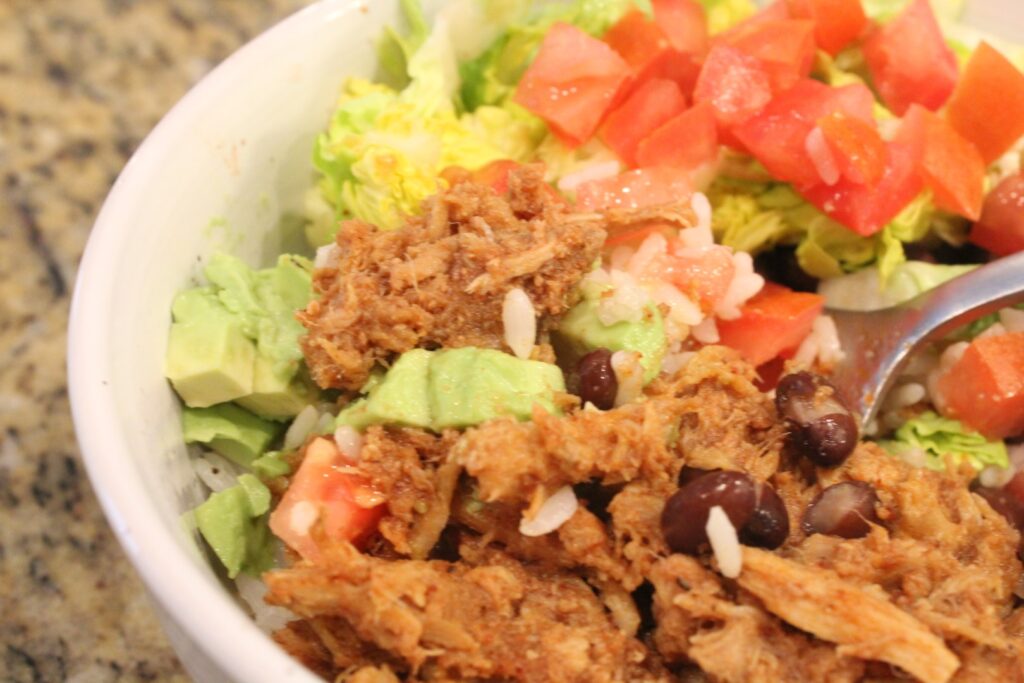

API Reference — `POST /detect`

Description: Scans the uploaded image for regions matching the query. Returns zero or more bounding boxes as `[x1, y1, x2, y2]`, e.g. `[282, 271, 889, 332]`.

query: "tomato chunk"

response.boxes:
[784, 0, 867, 55]
[894, 105, 985, 220]
[604, 10, 702, 98]
[862, 0, 958, 115]
[269, 437, 384, 562]
[937, 333, 1024, 439]
[665, 243, 736, 312]
[652, 0, 709, 55]
[576, 167, 692, 211]
[817, 111, 887, 187]
[733, 79, 875, 187]
[970, 173, 1024, 257]
[635, 101, 719, 172]
[716, 283, 824, 366]
[515, 23, 632, 146]
[945, 42, 1024, 164]
[799, 141, 922, 236]
[604, 222, 679, 249]
[693, 44, 773, 131]
[600, 79, 688, 166]
[716, 18, 816, 92]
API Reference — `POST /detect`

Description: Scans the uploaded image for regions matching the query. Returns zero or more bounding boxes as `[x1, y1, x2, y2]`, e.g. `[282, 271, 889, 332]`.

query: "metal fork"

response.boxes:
[826, 251, 1024, 427]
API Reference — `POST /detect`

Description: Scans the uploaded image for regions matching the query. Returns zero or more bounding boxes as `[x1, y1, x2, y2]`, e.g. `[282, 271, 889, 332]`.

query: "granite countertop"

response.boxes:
[0, 1, 308, 680]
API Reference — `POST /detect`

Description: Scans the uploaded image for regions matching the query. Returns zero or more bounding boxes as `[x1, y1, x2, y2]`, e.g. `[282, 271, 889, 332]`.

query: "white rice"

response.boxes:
[519, 485, 578, 536]
[926, 341, 969, 414]
[334, 424, 363, 462]
[556, 160, 621, 193]
[502, 287, 537, 359]
[627, 233, 669, 278]
[235, 573, 294, 633]
[597, 270, 649, 326]
[314, 243, 340, 269]
[661, 350, 696, 375]
[805, 126, 839, 186]
[792, 314, 844, 370]
[611, 350, 645, 407]
[284, 404, 320, 451]
[979, 464, 1015, 489]
[690, 316, 720, 345]
[714, 252, 764, 320]
[706, 505, 742, 579]
[192, 450, 244, 493]
[690, 192, 712, 236]
[977, 322, 1008, 339]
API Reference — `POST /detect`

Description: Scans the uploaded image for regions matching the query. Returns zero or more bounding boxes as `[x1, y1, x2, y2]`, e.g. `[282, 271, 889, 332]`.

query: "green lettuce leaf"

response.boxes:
[882, 411, 1008, 472]
[818, 261, 976, 311]
[696, 0, 757, 34]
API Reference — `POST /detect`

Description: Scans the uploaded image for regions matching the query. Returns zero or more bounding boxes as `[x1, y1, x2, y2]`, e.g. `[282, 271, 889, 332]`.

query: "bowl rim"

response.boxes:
[67, 1, 364, 680]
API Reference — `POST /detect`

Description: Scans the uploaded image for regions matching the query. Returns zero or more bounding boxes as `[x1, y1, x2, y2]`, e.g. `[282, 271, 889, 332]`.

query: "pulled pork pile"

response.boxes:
[266, 170, 1024, 682]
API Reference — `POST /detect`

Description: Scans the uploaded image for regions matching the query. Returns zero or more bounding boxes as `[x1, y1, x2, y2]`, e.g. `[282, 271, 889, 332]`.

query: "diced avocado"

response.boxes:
[334, 398, 375, 431]
[182, 404, 281, 467]
[554, 298, 666, 383]
[194, 473, 273, 578]
[428, 348, 565, 430]
[236, 356, 316, 421]
[364, 349, 433, 429]
[165, 288, 256, 407]
[251, 450, 292, 478]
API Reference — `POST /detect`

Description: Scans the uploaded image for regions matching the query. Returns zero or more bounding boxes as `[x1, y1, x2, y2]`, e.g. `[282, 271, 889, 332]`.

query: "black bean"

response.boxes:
[661, 471, 756, 554]
[798, 413, 859, 467]
[802, 481, 880, 539]
[740, 483, 790, 549]
[754, 246, 820, 293]
[776, 371, 858, 468]
[578, 348, 618, 410]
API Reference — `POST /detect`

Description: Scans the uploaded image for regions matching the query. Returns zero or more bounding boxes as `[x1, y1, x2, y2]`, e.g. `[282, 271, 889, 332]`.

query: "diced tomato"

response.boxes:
[716, 18, 816, 93]
[817, 111, 887, 186]
[894, 105, 985, 220]
[515, 23, 632, 146]
[576, 166, 692, 211]
[937, 333, 1024, 439]
[970, 173, 1024, 257]
[652, 0, 709, 55]
[665, 243, 736, 312]
[799, 141, 922, 236]
[784, 0, 867, 55]
[945, 42, 1024, 164]
[635, 101, 719, 172]
[733, 79, 875, 187]
[599, 79, 688, 166]
[604, 222, 679, 249]
[269, 437, 384, 562]
[604, 10, 702, 98]
[862, 0, 958, 115]
[754, 355, 788, 392]
[716, 283, 824, 366]
[693, 44, 773, 132]
[471, 159, 520, 195]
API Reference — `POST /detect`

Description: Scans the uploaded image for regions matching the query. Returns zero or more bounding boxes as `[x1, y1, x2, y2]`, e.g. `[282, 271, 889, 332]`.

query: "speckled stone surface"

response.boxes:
[0, 2, 308, 680]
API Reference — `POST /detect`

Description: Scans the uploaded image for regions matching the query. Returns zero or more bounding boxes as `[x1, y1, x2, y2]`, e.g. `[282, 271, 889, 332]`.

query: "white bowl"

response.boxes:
[68, 1, 1024, 681]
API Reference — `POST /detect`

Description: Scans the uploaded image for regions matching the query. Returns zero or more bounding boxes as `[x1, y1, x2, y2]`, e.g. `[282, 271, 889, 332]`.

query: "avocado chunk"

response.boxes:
[364, 349, 433, 428]
[333, 348, 565, 432]
[554, 298, 666, 383]
[165, 253, 320, 414]
[182, 403, 281, 467]
[194, 473, 273, 578]
[236, 356, 317, 421]
[428, 348, 565, 430]
[166, 288, 256, 407]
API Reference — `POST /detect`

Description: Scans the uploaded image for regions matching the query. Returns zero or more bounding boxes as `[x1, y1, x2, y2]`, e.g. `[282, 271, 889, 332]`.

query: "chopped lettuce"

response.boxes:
[818, 261, 976, 311]
[194, 474, 274, 578]
[376, 0, 430, 88]
[313, 6, 548, 239]
[882, 411, 1008, 472]
[696, 0, 757, 35]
